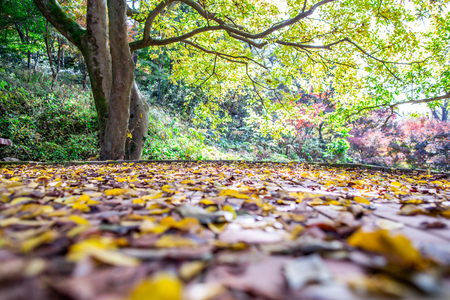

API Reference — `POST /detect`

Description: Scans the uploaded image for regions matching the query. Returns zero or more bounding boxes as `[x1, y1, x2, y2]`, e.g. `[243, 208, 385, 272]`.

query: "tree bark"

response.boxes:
[442, 100, 448, 121]
[100, 0, 135, 160]
[81, 0, 112, 142]
[125, 81, 150, 160]
[34, 0, 148, 161]
[33, 51, 39, 71]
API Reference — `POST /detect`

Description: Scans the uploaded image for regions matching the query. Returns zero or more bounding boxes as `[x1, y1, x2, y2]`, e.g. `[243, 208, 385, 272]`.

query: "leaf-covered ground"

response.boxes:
[0, 162, 450, 300]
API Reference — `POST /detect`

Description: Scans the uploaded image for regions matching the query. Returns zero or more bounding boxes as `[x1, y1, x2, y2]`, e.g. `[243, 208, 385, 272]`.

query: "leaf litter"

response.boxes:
[0, 162, 450, 300]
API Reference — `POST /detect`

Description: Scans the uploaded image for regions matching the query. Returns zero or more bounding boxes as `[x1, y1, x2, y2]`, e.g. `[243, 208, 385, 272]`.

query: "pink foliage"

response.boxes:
[348, 110, 450, 170]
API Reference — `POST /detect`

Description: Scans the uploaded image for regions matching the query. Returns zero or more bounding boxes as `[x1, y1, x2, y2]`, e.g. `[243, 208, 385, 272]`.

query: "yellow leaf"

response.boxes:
[105, 188, 126, 196]
[160, 217, 200, 232]
[67, 237, 139, 266]
[207, 222, 228, 234]
[353, 196, 370, 205]
[441, 211, 450, 219]
[180, 179, 195, 184]
[46, 210, 68, 217]
[384, 193, 397, 201]
[48, 181, 62, 187]
[329, 200, 342, 206]
[0, 218, 50, 227]
[27, 182, 39, 188]
[36, 176, 51, 181]
[218, 189, 249, 199]
[161, 185, 175, 193]
[325, 180, 338, 186]
[222, 204, 236, 219]
[142, 192, 163, 200]
[91, 249, 140, 266]
[67, 225, 91, 238]
[348, 229, 423, 268]
[0, 178, 23, 188]
[154, 235, 197, 248]
[21, 230, 57, 253]
[205, 206, 217, 212]
[72, 202, 90, 212]
[308, 198, 325, 206]
[148, 208, 171, 215]
[133, 198, 146, 204]
[140, 220, 169, 234]
[63, 196, 78, 204]
[391, 182, 402, 187]
[199, 199, 216, 206]
[78, 194, 90, 202]
[128, 272, 182, 300]
[430, 181, 443, 186]
[211, 240, 248, 250]
[67, 215, 90, 225]
[42, 205, 54, 214]
[290, 224, 304, 240]
[10, 197, 34, 205]
[179, 261, 205, 281]
[354, 180, 366, 186]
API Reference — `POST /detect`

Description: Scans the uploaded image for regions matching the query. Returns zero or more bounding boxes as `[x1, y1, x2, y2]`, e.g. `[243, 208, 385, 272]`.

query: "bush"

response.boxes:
[0, 60, 99, 161]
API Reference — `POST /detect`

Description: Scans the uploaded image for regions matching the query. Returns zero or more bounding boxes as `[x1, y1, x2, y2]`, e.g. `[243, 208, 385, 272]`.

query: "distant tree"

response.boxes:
[0, 0, 46, 69]
[348, 110, 450, 170]
[431, 99, 449, 122]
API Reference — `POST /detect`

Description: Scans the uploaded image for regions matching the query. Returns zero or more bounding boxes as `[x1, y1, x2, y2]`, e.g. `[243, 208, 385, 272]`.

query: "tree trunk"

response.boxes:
[318, 121, 325, 144]
[125, 81, 150, 160]
[27, 51, 31, 69]
[81, 0, 112, 144]
[44, 21, 59, 81]
[100, 0, 135, 160]
[442, 100, 448, 121]
[33, 51, 39, 72]
[33, 0, 148, 161]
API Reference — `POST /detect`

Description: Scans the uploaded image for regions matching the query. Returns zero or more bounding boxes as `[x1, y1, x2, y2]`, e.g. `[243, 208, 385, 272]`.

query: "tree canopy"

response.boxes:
[26, 0, 449, 159]
[123, 0, 450, 134]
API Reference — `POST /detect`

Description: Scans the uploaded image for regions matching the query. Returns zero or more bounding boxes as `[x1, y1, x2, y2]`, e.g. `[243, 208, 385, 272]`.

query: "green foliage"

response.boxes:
[143, 107, 218, 160]
[0, 60, 99, 161]
[324, 129, 352, 162]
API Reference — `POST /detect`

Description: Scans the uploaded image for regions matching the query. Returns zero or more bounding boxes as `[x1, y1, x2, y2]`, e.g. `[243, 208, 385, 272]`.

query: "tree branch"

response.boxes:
[277, 38, 348, 50]
[179, 0, 335, 40]
[132, 0, 335, 51]
[184, 40, 267, 69]
[126, 5, 140, 17]
[143, 0, 177, 43]
[33, 0, 85, 48]
[131, 25, 225, 51]
[346, 93, 450, 120]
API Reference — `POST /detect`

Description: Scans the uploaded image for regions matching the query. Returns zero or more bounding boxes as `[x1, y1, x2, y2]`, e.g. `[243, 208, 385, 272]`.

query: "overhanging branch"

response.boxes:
[184, 40, 267, 69]
[33, 0, 86, 48]
[346, 93, 450, 120]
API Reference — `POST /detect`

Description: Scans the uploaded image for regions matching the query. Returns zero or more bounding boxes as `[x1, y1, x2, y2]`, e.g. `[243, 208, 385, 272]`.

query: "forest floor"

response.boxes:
[0, 162, 450, 300]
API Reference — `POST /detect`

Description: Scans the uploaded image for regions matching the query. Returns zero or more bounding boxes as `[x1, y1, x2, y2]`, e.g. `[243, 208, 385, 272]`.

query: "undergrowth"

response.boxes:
[0, 61, 99, 161]
[0, 59, 294, 162]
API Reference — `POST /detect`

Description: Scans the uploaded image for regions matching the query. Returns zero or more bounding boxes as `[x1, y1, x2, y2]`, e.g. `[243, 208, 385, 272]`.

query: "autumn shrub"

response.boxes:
[348, 110, 450, 171]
